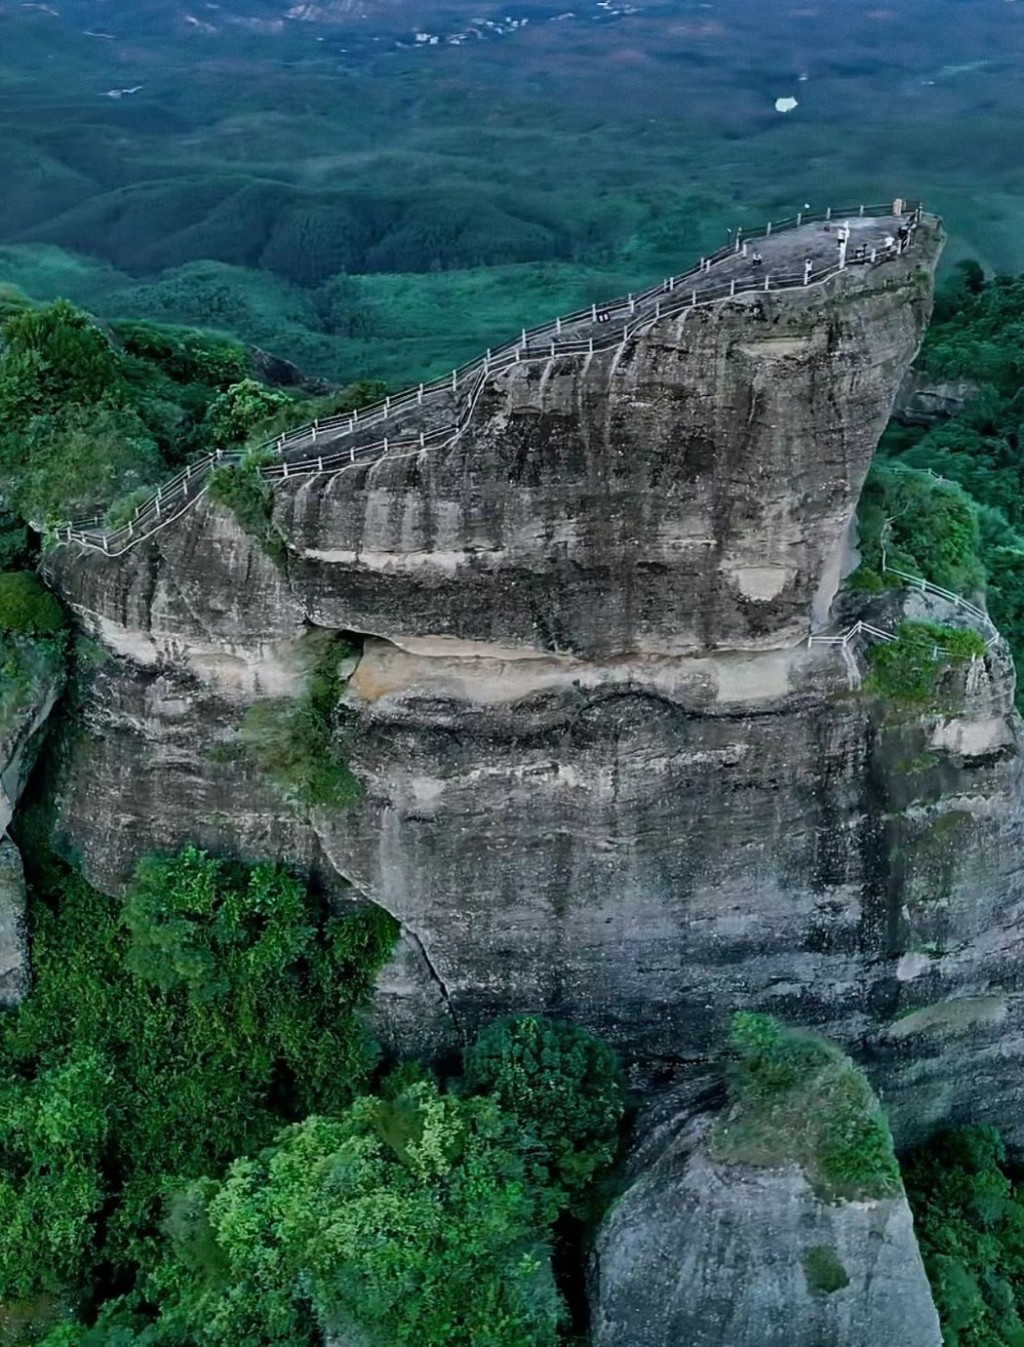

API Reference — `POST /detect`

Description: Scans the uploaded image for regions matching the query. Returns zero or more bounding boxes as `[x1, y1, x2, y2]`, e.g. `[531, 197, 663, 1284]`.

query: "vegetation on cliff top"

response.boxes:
[864, 620, 988, 708]
[714, 1012, 901, 1202]
[0, 298, 385, 534]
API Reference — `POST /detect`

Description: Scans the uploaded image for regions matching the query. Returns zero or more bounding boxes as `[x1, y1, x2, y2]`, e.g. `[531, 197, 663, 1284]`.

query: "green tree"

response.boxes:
[134, 1082, 565, 1347]
[0, 845, 397, 1300]
[0, 404, 163, 522]
[904, 1127, 1024, 1347]
[462, 1015, 626, 1195]
[0, 571, 64, 637]
[0, 1052, 110, 1301]
[203, 378, 291, 447]
[0, 300, 125, 421]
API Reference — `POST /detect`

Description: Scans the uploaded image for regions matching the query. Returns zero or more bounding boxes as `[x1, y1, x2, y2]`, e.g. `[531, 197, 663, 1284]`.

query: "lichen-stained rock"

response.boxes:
[590, 1114, 942, 1347]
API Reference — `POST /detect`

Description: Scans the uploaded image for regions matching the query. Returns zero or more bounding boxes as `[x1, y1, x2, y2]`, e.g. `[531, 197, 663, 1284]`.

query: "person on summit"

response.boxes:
[836, 222, 850, 268]
[751, 250, 763, 267]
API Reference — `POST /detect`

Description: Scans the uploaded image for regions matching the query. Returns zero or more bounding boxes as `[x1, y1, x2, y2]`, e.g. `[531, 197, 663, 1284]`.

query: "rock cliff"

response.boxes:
[591, 1106, 942, 1347]
[36, 215, 1024, 1146]
[0, 634, 65, 1006]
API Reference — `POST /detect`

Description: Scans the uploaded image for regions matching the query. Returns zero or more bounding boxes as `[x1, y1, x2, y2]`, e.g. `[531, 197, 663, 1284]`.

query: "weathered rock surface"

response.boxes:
[0, 636, 64, 838]
[591, 1113, 942, 1347]
[0, 836, 29, 1008]
[893, 369, 979, 425]
[48, 228, 939, 661]
[37, 219, 1024, 1144]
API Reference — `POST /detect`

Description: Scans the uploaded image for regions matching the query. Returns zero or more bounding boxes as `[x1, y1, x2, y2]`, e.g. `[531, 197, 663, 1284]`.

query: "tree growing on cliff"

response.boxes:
[202, 377, 291, 447]
[0, 300, 125, 420]
[462, 1015, 626, 1196]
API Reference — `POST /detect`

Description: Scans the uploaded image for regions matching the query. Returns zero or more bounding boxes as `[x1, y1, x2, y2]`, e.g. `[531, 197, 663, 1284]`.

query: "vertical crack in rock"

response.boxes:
[401, 922, 465, 1044]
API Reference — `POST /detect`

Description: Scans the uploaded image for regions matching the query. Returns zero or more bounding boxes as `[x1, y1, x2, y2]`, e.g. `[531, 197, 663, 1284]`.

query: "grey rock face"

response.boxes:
[0, 835, 29, 1007]
[591, 1114, 942, 1347]
[0, 636, 64, 837]
[893, 369, 979, 425]
[47, 234, 938, 663]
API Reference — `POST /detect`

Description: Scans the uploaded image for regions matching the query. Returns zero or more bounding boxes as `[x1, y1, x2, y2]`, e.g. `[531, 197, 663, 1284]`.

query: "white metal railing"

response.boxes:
[50, 200, 925, 558]
[808, 553, 1002, 684]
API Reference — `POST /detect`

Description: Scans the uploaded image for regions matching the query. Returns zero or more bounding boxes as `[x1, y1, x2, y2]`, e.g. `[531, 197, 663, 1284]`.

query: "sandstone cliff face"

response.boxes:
[591, 1113, 942, 1347]
[48, 236, 936, 662]
[38, 223, 1024, 1147]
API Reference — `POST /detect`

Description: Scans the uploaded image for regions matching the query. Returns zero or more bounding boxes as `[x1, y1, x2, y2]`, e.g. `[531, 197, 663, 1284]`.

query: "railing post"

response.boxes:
[766, 221, 772, 236]
[550, 340, 556, 357]
[312, 424, 317, 442]
[764, 274, 770, 291]
[796, 211, 802, 226]
[691, 290, 697, 306]
[556, 315, 562, 334]
[383, 437, 389, 453]
[103, 535, 109, 554]
[282, 461, 289, 479]
[451, 370, 457, 393]
[419, 431, 425, 447]
[350, 445, 355, 463]
[730, 279, 736, 296]
[353, 407, 359, 422]
[628, 294, 635, 314]
[384, 397, 390, 418]
[591, 303, 597, 322]
[418, 383, 424, 404]
[826, 206, 832, 221]
[654, 300, 661, 319]
[317, 456, 323, 472]
[859, 204, 865, 216]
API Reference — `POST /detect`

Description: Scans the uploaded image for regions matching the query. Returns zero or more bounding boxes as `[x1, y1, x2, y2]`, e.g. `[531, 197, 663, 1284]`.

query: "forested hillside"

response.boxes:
[854, 264, 1024, 706]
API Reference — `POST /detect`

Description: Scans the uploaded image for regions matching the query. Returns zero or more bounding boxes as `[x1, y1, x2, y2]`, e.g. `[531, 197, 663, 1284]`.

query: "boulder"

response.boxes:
[591, 1113, 942, 1347]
